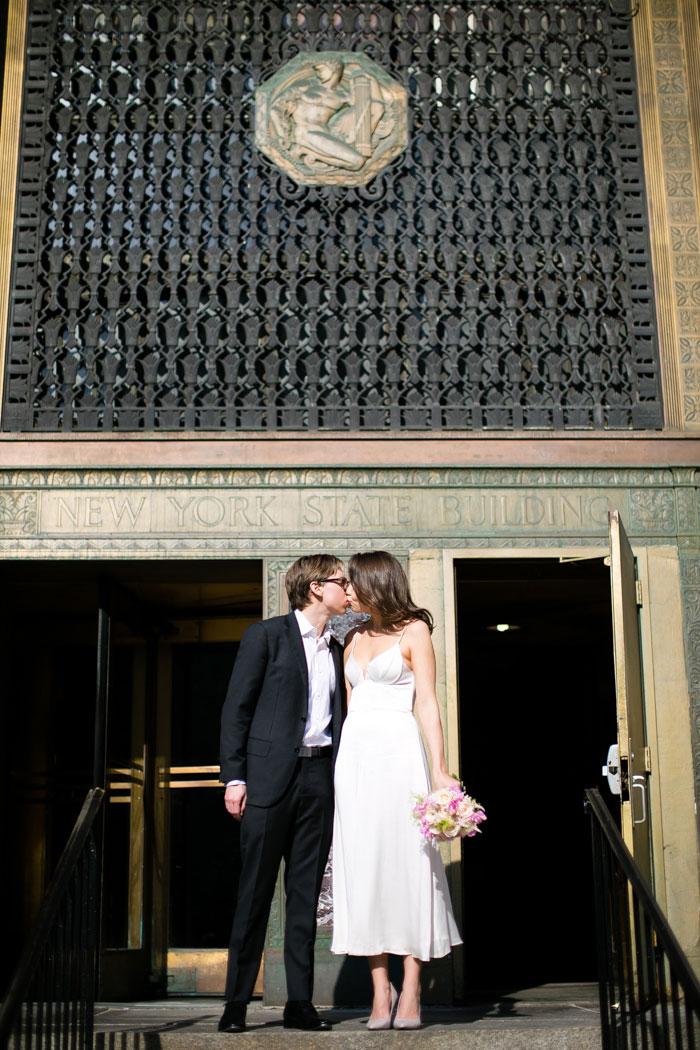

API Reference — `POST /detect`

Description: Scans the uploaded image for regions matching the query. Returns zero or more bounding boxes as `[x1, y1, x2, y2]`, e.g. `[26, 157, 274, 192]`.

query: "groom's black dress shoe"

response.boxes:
[283, 1000, 332, 1030]
[218, 1001, 247, 1032]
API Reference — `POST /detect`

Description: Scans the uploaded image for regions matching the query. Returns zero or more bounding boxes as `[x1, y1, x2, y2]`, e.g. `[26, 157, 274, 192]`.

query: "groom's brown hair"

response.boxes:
[285, 554, 345, 611]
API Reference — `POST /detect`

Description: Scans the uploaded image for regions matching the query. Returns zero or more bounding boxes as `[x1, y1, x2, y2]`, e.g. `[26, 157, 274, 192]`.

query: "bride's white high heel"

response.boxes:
[392, 992, 422, 1030]
[366, 985, 398, 1030]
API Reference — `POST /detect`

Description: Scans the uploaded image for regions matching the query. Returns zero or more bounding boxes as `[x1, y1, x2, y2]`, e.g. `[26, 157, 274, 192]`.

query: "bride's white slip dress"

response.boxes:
[331, 632, 462, 960]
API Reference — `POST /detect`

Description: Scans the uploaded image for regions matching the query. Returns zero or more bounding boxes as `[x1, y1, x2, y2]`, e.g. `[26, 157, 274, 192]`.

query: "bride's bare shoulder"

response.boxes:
[403, 618, 431, 640]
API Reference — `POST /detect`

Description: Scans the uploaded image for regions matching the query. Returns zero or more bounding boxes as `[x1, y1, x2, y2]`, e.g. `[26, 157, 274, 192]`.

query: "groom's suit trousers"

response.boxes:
[224, 752, 334, 1003]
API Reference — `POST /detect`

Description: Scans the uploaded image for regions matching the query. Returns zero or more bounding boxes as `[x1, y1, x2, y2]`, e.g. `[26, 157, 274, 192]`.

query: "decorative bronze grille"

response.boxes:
[2, 0, 662, 431]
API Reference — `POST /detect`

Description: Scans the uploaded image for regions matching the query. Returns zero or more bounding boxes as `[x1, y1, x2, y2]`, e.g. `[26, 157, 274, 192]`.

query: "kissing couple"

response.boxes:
[218, 551, 461, 1033]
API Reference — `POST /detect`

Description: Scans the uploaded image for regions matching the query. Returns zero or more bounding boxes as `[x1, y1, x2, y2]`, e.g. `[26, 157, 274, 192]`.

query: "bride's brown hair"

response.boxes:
[348, 551, 433, 633]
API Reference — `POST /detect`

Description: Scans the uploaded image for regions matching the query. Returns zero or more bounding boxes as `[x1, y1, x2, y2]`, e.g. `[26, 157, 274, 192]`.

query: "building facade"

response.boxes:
[1, 0, 700, 1004]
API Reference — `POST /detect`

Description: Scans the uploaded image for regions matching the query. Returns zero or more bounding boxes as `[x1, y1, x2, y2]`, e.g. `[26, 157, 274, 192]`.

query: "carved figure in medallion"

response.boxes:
[256, 52, 408, 186]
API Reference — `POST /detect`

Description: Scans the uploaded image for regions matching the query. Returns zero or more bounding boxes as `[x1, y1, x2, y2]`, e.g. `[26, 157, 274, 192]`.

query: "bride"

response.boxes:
[331, 551, 462, 1029]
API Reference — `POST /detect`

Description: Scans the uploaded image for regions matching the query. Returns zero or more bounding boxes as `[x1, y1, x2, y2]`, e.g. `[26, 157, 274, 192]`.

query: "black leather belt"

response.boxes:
[297, 745, 333, 758]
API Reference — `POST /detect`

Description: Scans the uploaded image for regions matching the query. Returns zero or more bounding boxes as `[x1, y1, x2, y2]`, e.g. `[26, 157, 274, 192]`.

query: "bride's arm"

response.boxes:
[407, 620, 460, 791]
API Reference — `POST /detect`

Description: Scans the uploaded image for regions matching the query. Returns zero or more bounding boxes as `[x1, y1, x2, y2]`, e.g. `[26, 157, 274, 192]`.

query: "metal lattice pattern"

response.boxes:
[3, 0, 662, 431]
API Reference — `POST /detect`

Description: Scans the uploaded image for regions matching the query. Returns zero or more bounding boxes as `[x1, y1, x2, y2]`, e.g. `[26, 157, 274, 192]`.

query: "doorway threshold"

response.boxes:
[462, 982, 600, 1003]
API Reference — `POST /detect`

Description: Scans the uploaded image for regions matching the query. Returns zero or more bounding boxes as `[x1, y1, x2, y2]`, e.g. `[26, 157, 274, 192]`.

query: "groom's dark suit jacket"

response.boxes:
[219, 611, 345, 807]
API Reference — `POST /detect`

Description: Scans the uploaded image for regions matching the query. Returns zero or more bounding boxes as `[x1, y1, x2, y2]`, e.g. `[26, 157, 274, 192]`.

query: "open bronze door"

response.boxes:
[98, 582, 160, 999]
[608, 510, 653, 888]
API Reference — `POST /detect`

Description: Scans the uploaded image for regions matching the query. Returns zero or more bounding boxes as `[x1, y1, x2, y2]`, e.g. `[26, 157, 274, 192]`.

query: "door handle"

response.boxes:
[632, 774, 647, 824]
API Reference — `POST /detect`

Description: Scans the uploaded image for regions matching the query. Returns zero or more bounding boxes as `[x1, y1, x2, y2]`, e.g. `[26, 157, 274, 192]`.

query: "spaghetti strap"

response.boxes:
[397, 621, 412, 642]
[351, 631, 360, 653]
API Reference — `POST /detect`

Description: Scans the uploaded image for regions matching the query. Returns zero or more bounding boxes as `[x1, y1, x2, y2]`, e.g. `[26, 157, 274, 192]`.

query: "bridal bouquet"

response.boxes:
[412, 786, 487, 843]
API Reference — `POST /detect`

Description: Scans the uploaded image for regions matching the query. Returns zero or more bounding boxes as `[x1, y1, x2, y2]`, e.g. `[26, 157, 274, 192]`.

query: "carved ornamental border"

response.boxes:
[0, 466, 698, 553]
[635, 0, 700, 427]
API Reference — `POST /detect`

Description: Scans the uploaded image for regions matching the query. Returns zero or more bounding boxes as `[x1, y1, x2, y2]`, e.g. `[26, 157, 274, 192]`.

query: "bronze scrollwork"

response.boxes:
[1, 0, 662, 432]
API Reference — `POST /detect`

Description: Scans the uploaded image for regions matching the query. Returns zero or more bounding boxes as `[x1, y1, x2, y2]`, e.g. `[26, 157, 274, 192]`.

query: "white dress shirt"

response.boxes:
[295, 609, 335, 748]
[226, 610, 335, 787]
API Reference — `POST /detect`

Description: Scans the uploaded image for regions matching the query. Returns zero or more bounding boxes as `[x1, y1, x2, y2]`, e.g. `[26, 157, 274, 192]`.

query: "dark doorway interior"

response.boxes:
[0, 559, 262, 995]
[456, 556, 619, 994]
[169, 643, 242, 949]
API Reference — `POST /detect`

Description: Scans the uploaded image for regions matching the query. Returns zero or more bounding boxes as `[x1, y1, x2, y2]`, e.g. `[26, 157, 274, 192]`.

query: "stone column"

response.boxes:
[409, 549, 460, 1002]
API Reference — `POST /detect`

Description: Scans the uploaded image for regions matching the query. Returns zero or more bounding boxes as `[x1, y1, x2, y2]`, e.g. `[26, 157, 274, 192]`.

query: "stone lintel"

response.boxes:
[0, 434, 699, 470]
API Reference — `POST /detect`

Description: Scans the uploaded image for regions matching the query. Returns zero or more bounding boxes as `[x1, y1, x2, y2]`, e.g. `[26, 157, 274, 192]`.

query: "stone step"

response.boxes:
[93, 998, 603, 1050]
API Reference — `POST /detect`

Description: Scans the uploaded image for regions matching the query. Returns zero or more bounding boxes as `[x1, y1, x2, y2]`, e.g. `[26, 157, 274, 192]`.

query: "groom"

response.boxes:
[218, 555, 349, 1033]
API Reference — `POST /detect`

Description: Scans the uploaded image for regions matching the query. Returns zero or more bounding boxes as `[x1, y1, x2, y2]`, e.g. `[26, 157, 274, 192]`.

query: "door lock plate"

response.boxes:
[603, 743, 622, 796]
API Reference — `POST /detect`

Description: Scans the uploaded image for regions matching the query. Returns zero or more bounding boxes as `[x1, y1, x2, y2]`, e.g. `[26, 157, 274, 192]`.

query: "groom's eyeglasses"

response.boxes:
[317, 577, 350, 590]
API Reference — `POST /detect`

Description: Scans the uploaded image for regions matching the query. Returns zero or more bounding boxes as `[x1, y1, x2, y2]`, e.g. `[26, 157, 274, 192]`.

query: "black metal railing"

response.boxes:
[0, 788, 104, 1050]
[586, 787, 700, 1050]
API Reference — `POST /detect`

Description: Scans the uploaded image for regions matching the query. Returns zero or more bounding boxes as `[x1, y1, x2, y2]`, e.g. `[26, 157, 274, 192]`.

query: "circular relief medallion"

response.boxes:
[255, 51, 409, 187]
